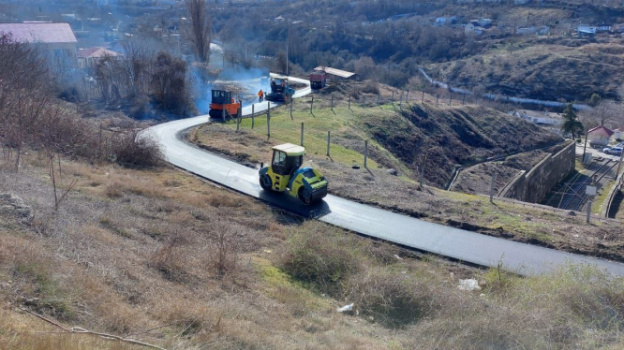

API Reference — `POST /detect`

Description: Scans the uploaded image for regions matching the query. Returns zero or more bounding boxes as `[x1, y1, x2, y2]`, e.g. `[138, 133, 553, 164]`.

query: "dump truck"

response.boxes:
[259, 143, 328, 205]
[309, 70, 327, 89]
[208, 89, 241, 119]
[266, 77, 295, 103]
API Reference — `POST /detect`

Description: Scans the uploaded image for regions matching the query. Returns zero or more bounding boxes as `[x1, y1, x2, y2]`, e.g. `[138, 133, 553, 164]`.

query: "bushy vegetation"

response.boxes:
[281, 224, 624, 347]
[93, 46, 196, 118]
[0, 34, 163, 171]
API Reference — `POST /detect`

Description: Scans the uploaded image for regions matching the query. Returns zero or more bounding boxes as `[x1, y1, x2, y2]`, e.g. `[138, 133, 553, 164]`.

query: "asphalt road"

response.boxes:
[143, 76, 624, 278]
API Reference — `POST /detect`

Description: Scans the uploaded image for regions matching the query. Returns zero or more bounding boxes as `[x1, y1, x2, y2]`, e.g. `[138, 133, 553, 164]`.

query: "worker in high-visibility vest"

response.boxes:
[258, 89, 264, 102]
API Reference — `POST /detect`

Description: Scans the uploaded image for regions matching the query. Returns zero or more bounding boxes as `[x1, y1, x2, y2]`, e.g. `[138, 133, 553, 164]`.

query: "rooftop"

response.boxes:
[0, 23, 77, 44]
[588, 126, 614, 137]
[77, 47, 118, 59]
[272, 143, 305, 156]
[314, 66, 356, 79]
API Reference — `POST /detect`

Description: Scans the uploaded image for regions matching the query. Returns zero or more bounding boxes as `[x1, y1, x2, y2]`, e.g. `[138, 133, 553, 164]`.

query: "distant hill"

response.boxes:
[429, 41, 624, 103]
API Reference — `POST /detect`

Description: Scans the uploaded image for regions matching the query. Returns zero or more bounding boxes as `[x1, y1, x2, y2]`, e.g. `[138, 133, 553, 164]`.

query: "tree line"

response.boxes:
[0, 34, 162, 178]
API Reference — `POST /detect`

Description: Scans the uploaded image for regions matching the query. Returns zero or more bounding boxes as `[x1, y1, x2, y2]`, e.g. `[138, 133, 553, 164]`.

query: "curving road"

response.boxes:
[143, 75, 624, 278]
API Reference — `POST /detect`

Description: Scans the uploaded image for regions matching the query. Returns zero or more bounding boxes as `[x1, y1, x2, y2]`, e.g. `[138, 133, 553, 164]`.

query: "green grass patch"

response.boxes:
[259, 259, 330, 312]
[594, 179, 615, 215]
[228, 101, 382, 168]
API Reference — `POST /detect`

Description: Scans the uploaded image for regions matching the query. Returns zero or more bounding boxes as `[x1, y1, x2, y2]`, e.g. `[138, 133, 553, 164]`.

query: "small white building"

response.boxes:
[77, 47, 119, 68]
[587, 126, 614, 147]
[510, 110, 562, 126]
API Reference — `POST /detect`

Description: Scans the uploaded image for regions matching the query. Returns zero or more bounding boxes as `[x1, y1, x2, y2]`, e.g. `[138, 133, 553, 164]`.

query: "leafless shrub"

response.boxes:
[345, 267, 438, 326]
[207, 222, 239, 278]
[112, 131, 163, 168]
[149, 232, 189, 282]
[361, 80, 380, 95]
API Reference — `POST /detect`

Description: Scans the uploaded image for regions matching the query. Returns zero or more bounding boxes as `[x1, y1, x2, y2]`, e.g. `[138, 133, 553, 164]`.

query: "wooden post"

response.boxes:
[582, 131, 588, 163]
[98, 125, 103, 161]
[236, 109, 240, 131]
[300, 122, 304, 146]
[364, 140, 368, 169]
[267, 102, 271, 139]
[310, 96, 314, 114]
[331, 95, 334, 110]
[327, 131, 331, 156]
[490, 174, 496, 203]
[586, 200, 592, 224]
[251, 104, 255, 129]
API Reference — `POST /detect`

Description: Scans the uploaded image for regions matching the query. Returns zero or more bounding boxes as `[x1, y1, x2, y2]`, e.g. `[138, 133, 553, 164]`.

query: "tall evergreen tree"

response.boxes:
[561, 103, 584, 139]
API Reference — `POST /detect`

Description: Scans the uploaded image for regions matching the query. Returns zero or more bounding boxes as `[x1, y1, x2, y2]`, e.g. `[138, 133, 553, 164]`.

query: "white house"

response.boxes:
[510, 110, 562, 126]
[0, 22, 77, 73]
[587, 126, 614, 147]
[77, 47, 119, 68]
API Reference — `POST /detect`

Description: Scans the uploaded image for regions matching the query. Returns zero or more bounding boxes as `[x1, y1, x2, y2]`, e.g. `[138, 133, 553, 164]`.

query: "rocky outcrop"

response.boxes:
[0, 193, 33, 224]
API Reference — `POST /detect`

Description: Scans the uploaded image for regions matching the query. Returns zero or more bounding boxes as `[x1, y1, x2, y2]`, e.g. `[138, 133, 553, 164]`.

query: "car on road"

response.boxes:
[602, 147, 623, 155]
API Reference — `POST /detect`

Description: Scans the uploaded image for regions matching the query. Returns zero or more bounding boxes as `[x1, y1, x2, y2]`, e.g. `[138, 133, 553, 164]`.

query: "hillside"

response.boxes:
[429, 40, 624, 103]
[191, 95, 624, 263]
[361, 103, 562, 187]
[2, 138, 624, 350]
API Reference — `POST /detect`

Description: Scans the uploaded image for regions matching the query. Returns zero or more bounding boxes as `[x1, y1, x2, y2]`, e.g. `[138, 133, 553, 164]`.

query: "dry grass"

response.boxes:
[1, 151, 624, 350]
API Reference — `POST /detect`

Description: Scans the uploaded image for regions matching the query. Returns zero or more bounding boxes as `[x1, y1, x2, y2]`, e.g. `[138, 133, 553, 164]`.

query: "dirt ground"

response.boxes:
[191, 121, 624, 263]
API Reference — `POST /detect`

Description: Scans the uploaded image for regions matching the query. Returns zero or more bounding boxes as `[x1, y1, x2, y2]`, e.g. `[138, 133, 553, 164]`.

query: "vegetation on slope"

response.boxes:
[361, 102, 562, 187]
[1, 154, 624, 350]
[192, 94, 624, 262]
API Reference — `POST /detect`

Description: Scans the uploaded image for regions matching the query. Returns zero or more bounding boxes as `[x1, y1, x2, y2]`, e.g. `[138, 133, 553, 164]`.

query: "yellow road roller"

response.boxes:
[259, 143, 328, 204]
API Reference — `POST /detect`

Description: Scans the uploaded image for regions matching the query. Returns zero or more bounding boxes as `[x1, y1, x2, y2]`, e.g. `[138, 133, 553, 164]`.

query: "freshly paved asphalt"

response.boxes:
[143, 76, 624, 278]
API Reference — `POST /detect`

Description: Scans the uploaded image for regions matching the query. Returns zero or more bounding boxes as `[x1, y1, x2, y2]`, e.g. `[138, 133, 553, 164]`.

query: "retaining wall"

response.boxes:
[500, 141, 575, 203]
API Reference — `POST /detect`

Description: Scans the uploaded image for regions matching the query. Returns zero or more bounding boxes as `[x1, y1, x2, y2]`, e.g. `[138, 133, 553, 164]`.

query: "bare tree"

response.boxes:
[185, 0, 211, 63]
[581, 100, 624, 130]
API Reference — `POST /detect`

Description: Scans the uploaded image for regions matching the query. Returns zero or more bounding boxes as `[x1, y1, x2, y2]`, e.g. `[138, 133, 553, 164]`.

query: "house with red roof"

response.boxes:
[587, 126, 614, 147]
[0, 22, 78, 72]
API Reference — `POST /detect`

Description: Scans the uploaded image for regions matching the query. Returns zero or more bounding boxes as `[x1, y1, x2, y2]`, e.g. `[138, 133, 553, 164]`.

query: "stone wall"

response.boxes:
[499, 141, 575, 203]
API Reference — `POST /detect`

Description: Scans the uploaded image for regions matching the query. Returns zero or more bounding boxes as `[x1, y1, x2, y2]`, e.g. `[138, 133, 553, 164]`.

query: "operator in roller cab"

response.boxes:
[259, 143, 328, 205]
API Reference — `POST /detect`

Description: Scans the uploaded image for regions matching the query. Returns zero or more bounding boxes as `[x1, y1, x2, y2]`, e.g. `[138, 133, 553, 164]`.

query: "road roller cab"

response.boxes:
[259, 143, 328, 204]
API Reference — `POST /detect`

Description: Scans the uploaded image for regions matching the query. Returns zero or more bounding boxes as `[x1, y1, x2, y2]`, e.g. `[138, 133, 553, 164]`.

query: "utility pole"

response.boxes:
[267, 101, 271, 139]
[286, 25, 290, 76]
[327, 131, 331, 156]
[582, 130, 589, 164]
